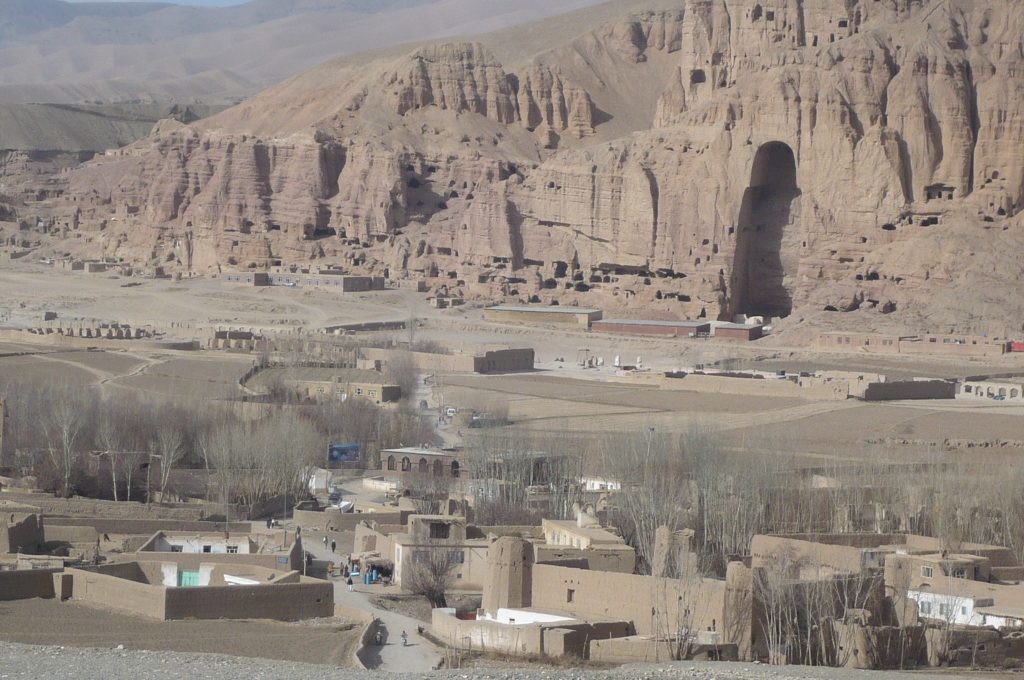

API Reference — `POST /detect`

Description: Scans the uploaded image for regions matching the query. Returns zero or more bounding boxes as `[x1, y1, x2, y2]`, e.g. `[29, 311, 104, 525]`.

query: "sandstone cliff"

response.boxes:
[19, 0, 1024, 336]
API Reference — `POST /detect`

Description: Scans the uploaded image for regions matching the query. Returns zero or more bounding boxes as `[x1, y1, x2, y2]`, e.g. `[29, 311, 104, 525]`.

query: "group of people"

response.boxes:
[321, 534, 336, 553]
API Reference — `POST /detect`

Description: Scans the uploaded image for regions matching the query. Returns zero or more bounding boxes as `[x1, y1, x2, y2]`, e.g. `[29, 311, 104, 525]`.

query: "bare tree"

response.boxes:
[384, 349, 419, 404]
[153, 420, 186, 501]
[96, 400, 128, 501]
[202, 408, 322, 516]
[404, 541, 462, 608]
[37, 384, 94, 497]
[600, 428, 702, 574]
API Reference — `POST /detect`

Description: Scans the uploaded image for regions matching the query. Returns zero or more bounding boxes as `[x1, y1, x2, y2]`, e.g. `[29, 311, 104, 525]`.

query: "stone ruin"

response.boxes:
[25, 322, 157, 340]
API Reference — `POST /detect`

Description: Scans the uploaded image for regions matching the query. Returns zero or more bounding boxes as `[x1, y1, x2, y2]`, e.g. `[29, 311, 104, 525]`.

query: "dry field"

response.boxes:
[0, 598, 361, 667]
[0, 352, 100, 388]
[0, 262, 422, 335]
[444, 372, 1024, 465]
[0, 348, 251, 399]
[3, 260, 1024, 469]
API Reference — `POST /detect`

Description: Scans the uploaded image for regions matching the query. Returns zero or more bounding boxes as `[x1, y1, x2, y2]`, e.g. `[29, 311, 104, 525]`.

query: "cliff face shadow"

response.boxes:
[731, 141, 800, 319]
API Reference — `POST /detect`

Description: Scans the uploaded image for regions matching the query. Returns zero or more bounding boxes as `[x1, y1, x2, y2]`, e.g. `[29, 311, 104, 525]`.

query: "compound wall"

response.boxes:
[0, 568, 58, 601]
[68, 566, 167, 618]
[530, 564, 725, 637]
[1, 513, 44, 554]
[163, 578, 333, 621]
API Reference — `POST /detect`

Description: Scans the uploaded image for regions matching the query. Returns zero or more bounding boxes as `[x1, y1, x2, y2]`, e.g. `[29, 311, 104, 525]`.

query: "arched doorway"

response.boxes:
[731, 141, 801, 318]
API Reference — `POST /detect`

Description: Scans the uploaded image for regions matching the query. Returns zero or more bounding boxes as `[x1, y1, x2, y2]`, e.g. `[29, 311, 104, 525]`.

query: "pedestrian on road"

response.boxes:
[347, 576, 353, 592]
[266, 517, 272, 529]
[331, 539, 337, 553]
[322, 535, 328, 547]
[401, 631, 408, 647]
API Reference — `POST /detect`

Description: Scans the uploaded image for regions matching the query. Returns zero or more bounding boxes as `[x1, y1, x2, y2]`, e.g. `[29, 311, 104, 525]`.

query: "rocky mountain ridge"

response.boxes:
[12, 0, 1024, 336]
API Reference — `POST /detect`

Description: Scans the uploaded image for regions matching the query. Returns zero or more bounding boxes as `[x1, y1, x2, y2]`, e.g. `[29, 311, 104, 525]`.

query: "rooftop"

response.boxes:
[381, 446, 458, 457]
[716, 322, 764, 330]
[913, 580, 1024, 620]
[543, 519, 626, 545]
[138, 530, 294, 555]
[596, 319, 709, 328]
[273, 367, 389, 385]
[487, 305, 601, 314]
[479, 607, 579, 626]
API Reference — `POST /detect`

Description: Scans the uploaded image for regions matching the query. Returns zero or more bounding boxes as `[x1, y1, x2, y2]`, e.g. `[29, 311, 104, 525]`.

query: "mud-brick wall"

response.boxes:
[163, 581, 333, 621]
[293, 507, 403, 531]
[48, 518, 252, 535]
[68, 567, 167, 618]
[121, 549, 296, 573]
[862, 380, 956, 401]
[2, 513, 44, 553]
[0, 568, 58, 601]
[530, 564, 726, 637]
[431, 608, 545, 655]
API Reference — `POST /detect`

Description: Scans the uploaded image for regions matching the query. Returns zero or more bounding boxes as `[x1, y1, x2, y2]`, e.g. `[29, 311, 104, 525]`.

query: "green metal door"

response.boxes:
[177, 570, 201, 587]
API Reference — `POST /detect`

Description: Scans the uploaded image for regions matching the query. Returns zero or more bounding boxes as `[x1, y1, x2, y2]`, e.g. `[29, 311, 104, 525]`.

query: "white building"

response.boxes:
[909, 583, 1024, 629]
[957, 379, 1024, 402]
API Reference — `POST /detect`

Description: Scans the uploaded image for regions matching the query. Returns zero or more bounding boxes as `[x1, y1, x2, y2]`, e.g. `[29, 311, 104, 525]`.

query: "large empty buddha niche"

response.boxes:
[731, 141, 801, 318]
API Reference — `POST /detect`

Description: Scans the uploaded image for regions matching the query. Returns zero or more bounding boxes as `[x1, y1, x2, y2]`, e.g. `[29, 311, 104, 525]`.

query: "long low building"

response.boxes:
[359, 347, 534, 374]
[224, 271, 385, 292]
[591, 319, 711, 338]
[484, 305, 602, 329]
[714, 322, 765, 342]
[818, 332, 1008, 357]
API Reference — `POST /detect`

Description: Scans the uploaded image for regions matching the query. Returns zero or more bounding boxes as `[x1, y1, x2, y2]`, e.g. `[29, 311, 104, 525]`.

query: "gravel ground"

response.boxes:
[0, 642, 992, 680]
[0, 599, 360, 667]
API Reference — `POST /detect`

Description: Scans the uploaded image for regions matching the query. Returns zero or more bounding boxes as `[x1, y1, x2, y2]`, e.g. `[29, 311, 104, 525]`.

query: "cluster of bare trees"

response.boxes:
[461, 429, 584, 525]
[597, 429, 701, 574]
[753, 550, 878, 666]
[3, 382, 200, 500]
[0, 379, 433, 514]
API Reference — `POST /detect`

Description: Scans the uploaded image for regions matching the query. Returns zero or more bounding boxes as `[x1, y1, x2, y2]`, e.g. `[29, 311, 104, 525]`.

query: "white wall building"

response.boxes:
[909, 587, 1024, 629]
[957, 379, 1024, 402]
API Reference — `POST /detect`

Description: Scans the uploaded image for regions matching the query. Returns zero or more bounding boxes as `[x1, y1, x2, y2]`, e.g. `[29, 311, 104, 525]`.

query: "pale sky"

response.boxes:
[64, 0, 249, 5]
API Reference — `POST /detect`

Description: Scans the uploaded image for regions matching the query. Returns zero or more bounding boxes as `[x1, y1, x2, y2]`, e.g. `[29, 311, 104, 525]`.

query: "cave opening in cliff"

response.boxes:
[731, 141, 801, 319]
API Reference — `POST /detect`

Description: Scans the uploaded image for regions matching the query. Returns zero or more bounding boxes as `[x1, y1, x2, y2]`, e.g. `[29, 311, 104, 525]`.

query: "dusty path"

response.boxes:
[302, 532, 443, 673]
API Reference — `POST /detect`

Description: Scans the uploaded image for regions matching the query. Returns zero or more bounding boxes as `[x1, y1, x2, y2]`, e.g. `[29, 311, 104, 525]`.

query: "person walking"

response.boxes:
[347, 575, 354, 592]
[401, 631, 408, 647]
[331, 539, 337, 553]
[322, 535, 328, 547]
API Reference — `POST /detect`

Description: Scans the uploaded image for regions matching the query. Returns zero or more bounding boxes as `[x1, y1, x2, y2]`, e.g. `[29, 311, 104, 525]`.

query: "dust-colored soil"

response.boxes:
[0, 353, 98, 388]
[0, 598, 361, 667]
[3, 264, 1024, 466]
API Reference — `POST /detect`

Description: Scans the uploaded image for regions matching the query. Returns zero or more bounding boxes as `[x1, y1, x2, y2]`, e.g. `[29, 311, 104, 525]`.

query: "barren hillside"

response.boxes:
[11, 0, 1024, 338]
[0, 0, 620, 104]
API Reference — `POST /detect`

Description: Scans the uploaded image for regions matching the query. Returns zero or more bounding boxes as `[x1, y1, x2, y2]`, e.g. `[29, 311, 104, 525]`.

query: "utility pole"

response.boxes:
[145, 452, 164, 504]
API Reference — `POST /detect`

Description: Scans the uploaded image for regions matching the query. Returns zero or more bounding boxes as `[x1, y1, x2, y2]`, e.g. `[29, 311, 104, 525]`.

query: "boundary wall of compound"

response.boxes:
[0, 329, 198, 351]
